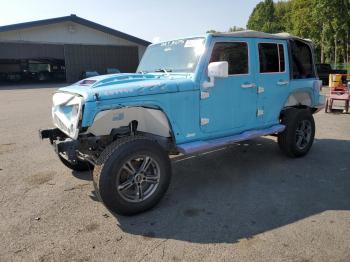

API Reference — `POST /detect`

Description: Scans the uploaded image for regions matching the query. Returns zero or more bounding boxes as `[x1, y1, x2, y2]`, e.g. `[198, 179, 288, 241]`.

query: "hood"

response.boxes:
[58, 73, 195, 102]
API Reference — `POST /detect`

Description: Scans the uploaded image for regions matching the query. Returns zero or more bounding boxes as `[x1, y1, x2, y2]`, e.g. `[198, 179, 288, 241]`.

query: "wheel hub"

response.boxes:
[116, 155, 160, 203]
[295, 119, 312, 150]
[134, 173, 143, 183]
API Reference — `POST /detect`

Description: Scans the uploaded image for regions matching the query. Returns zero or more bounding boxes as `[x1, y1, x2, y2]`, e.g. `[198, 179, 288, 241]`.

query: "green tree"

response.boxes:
[274, 1, 293, 32]
[290, 0, 315, 37]
[246, 0, 350, 67]
[228, 26, 245, 32]
[209, 0, 350, 67]
[206, 26, 245, 34]
[206, 29, 219, 34]
[313, 0, 350, 64]
[247, 0, 279, 33]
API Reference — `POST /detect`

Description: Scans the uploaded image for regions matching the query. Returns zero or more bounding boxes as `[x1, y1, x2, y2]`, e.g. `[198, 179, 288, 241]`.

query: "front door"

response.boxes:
[200, 39, 258, 134]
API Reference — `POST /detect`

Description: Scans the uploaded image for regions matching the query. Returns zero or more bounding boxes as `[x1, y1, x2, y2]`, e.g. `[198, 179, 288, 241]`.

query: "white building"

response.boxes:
[0, 14, 150, 82]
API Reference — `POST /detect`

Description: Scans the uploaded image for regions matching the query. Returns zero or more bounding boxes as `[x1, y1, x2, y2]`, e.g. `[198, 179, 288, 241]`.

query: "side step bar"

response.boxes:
[176, 124, 285, 155]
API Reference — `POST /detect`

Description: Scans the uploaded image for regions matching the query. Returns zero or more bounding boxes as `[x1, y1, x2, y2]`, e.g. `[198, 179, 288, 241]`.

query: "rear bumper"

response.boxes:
[313, 95, 326, 113]
[314, 104, 325, 113]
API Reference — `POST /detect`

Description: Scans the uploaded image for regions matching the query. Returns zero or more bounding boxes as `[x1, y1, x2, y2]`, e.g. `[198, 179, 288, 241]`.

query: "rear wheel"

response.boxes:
[278, 108, 315, 158]
[93, 136, 171, 216]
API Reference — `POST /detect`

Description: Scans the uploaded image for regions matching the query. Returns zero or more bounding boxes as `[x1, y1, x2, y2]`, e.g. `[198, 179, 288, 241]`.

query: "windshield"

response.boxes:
[137, 37, 205, 74]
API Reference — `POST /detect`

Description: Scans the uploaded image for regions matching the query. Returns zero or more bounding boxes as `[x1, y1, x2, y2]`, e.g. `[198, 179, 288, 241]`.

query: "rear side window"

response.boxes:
[210, 42, 249, 75]
[259, 43, 285, 73]
[291, 40, 315, 79]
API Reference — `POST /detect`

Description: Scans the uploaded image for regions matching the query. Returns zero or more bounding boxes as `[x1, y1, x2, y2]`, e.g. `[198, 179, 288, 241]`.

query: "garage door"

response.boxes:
[0, 42, 64, 60]
[64, 44, 139, 83]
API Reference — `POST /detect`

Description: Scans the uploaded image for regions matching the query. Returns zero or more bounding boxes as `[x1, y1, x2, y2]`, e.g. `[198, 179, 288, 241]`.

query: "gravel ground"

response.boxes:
[0, 84, 349, 262]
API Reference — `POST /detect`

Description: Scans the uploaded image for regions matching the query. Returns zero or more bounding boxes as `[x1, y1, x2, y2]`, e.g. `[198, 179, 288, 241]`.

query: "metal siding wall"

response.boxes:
[64, 44, 139, 82]
[0, 42, 64, 59]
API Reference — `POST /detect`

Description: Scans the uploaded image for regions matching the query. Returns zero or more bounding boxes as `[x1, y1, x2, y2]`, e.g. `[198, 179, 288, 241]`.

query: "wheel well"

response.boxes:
[87, 107, 174, 138]
[282, 90, 318, 117]
[284, 91, 313, 107]
[86, 107, 177, 154]
[280, 105, 315, 120]
[110, 123, 176, 153]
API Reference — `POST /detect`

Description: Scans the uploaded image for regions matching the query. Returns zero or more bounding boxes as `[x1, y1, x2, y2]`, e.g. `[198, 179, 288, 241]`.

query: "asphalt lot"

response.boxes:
[0, 83, 349, 262]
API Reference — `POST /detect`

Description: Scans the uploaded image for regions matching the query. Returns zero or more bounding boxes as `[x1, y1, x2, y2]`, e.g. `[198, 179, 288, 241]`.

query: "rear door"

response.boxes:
[255, 40, 290, 125]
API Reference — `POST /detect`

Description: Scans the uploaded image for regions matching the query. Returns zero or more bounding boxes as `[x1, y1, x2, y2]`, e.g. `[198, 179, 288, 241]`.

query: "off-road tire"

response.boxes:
[58, 154, 94, 172]
[92, 135, 172, 216]
[278, 108, 315, 158]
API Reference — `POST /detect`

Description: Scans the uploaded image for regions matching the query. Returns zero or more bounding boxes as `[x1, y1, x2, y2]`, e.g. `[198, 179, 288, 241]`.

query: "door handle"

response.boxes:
[241, 83, 256, 89]
[277, 80, 289, 86]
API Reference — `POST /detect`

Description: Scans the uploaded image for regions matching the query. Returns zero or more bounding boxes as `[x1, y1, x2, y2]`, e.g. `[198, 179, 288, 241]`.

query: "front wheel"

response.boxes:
[93, 136, 171, 216]
[278, 108, 315, 158]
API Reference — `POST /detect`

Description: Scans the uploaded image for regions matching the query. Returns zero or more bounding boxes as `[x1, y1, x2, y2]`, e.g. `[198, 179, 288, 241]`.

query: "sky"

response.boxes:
[0, 0, 262, 43]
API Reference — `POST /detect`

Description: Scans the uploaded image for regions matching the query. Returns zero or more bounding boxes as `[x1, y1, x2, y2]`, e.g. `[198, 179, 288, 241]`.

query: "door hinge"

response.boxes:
[201, 118, 210, 126]
[257, 109, 264, 117]
[257, 86, 265, 94]
[201, 91, 210, 100]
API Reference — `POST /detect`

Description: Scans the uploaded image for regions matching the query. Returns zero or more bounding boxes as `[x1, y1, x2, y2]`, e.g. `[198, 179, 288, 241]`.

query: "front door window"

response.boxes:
[210, 42, 249, 75]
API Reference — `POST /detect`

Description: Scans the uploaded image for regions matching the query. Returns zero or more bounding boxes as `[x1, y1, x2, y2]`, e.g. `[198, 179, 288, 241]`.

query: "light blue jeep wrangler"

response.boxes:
[40, 31, 325, 215]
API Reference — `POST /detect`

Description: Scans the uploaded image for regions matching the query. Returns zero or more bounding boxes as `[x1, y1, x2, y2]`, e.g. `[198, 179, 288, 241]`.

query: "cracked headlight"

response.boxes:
[52, 92, 83, 139]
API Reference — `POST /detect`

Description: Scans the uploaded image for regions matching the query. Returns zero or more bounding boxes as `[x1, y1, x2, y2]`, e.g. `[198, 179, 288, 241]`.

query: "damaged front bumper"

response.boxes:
[39, 128, 81, 164]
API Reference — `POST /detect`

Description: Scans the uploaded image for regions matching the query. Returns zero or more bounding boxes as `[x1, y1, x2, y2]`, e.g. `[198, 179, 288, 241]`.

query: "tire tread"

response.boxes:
[92, 135, 171, 215]
[278, 108, 315, 158]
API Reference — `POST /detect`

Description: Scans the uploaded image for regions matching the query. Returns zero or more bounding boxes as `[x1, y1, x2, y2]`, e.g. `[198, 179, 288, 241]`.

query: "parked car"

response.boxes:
[81, 71, 99, 79]
[0, 61, 66, 83]
[6, 73, 22, 82]
[106, 68, 121, 74]
[0, 72, 6, 81]
[0, 63, 22, 82]
[40, 31, 325, 215]
[316, 63, 347, 85]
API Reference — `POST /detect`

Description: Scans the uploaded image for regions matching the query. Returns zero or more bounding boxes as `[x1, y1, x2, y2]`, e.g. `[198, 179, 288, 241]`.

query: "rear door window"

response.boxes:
[259, 43, 285, 73]
[210, 42, 249, 75]
[291, 40, 315, 79]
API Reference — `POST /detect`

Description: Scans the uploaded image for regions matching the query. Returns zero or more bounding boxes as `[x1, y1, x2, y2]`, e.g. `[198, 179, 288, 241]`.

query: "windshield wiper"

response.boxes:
[154, 68, 172, 75]
[137, 71, 149, 74]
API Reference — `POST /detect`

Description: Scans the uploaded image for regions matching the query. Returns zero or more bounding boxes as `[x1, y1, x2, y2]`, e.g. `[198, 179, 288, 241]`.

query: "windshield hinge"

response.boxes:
[257, 87, 265, 94]
[257, 109, 264, 117]
[201, 91, 210, 100]
[201, 118, 210, 126]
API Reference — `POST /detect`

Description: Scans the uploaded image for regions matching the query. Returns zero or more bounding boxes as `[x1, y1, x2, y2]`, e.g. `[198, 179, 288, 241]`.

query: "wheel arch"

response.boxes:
[86, 105, 177, 143]
[281, 90, 320, 116]
[283, 90, 313, 108]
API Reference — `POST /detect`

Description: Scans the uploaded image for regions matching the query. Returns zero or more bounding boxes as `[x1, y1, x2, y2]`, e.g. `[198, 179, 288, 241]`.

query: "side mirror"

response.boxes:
[203, 61, 228, 89]
[208, 61, 229, 78]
